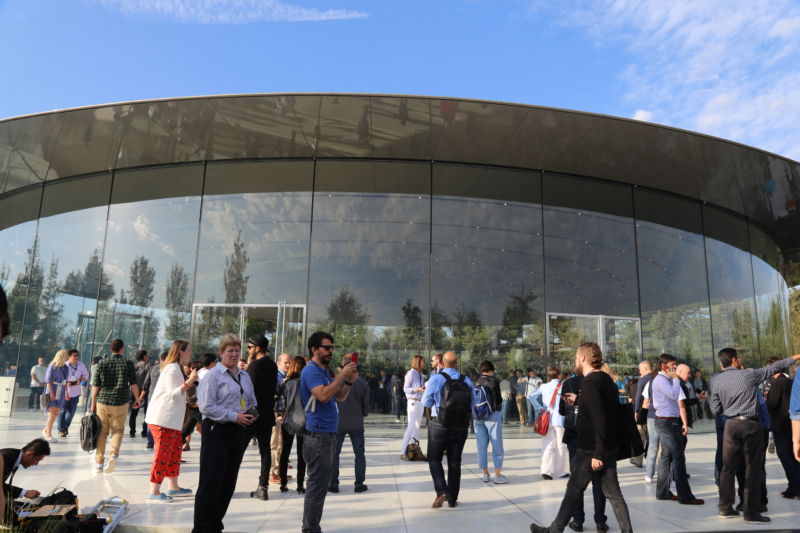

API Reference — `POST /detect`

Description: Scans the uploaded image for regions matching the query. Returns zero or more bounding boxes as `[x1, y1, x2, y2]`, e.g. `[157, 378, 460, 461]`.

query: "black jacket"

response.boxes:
[248, 356, 278, 428]
[766, 374, 792, 434]
[1, 448, 23, 499]
[679, 380, 698, 428]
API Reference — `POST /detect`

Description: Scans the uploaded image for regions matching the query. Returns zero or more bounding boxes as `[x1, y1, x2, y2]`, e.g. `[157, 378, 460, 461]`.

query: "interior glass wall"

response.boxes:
[542, 174, 640, 372]
[96, 165, 204, 355]
[307, 160, 430, 375]
[703, 205, 760, 367]
[431, 164, 544, 376]
[634, 190, 714, 371]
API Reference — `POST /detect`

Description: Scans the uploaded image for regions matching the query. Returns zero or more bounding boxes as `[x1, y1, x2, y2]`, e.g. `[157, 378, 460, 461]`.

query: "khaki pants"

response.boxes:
[515, 394, 528, 424]
[96, 403, 128, 464]
[269, 419, 283, 476]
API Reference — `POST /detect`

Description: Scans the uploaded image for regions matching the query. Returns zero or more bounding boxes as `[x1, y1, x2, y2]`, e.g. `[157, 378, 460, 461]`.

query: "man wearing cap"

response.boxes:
[246, 334, 278, 501]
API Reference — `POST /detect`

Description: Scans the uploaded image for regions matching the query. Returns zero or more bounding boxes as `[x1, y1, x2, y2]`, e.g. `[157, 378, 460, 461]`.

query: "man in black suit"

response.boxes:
[2, 439, 50, 520]
[246, 334, 278, 501]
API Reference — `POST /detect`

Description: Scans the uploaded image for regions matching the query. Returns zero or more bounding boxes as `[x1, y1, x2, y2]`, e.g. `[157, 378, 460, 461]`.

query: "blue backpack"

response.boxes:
[472, 376, 494, 421]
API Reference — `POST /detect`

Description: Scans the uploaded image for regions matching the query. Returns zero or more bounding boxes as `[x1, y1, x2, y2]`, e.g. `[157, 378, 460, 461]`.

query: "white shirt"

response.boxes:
[144, 363, 187, 430]
[30, 365, 47, 387]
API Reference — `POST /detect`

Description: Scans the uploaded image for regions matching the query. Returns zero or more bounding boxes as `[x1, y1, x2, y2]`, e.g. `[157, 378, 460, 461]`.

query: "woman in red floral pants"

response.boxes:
[144, 340, 198, 502]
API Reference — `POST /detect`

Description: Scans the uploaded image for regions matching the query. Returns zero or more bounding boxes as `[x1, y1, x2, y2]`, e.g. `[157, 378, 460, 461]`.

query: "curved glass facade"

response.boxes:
[0, 158, 791, 393]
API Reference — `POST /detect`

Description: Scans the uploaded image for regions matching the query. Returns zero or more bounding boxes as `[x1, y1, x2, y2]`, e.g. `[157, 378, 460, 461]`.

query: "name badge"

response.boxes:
[240, 398, 246, 411]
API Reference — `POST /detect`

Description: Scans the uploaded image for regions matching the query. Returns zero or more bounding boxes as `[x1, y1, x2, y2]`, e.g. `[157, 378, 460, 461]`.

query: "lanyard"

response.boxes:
[226, 370, 246, 411]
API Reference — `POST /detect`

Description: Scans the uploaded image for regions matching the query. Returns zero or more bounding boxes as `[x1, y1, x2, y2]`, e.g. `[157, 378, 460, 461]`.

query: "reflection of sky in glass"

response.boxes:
[196, 191, 312, 304]
[0, 220, 37, 293]
[544, 205, 639, 317]
[104, 196, 201, 309]
[309, 191, 429, 326]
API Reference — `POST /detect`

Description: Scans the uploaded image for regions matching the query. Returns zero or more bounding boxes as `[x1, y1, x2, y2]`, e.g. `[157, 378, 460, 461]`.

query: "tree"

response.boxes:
[318, 287, 369, 356]
[400, 298, 425, 350]
[37, 257, 66, 352]
[452, 306, 491, 361]
[62, 248, 115, 300]
[224, 229, 249, 304]
[165, 264, 190, 340]
[128, 256, 156, 308]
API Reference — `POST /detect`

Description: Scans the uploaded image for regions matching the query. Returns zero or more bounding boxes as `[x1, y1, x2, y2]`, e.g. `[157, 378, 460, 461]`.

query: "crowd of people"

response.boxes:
[1, 280, 799, 533]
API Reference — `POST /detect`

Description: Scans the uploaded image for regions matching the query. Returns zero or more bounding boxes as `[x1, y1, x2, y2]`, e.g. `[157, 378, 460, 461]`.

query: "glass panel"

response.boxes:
[308, 160, 430, 374]
[749, 224, 788, 359]
[95, 165, 203, 354]
[431, 164, 545, 375]
[547, 314, 598, 369]
[703, 206, 759, 367]
[634, 189, 713, 372]
[543, 174, 639, 318]
[0, 188, 41, 398]
[17, 177, 111, 386]
[195, 161, 313, 308]
[191, 305, 242, 355]
[603, 317, 641, 372]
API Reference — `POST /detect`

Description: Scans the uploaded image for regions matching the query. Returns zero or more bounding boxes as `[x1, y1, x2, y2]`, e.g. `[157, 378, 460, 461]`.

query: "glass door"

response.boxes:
[546, 312, 642, 371]
[546, 313, 601, 369]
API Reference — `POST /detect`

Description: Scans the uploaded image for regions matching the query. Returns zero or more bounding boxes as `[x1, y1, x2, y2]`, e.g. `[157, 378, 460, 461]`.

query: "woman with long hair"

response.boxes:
[276, 355, 307, 494]
[530, 366, 568, 480]
[144, 340, 197, 502]
[400, 355, 426, 460]
[42, 350, 70, 442]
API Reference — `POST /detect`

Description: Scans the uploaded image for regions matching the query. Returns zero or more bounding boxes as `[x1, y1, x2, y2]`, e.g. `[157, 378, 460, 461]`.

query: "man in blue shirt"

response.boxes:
[421, 351, 473, 508]
[791, 374, 800, 463]
[299, 332, 356, 533]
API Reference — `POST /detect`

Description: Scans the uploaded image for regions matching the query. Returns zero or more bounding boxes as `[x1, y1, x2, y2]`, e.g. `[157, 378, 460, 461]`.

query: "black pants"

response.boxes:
[246, 422, 273, 488]
[548, 448, 632, 533]
[774, 429, 800, 496]
[181, 406, 202, 441]
[719, 418, 764, 516]
[193, 420, 247, 533]
[565, 438, 607, 526]
[280, 426, 306, 488]
[29, 386, 43, 409]
[736, 427, 768, 507]
[426, 421, 468, 502]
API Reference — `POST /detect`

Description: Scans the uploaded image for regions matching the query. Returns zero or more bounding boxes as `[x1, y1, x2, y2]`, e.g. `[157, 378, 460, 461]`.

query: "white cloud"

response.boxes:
[532, 0, 800, 160]
[90, 0, 367, 23]
[132, 214, 176, 256]
[631, 109, 653, 122]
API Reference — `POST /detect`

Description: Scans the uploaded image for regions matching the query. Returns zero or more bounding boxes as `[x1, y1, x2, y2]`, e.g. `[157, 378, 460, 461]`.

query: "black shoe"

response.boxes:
[280, 485, 288, 493]
[141, 431, 147, 437]
[297, 487, 305, 494]
[130, 431, 136, 438]
[780, 491, 800, 500]
[250, 486, 268, 500]
[595, 523, 609, 532]
[354, 484, 368, 493]
[542, 474, 553, 480]
[530, 524, 549, 533]
[146, 445, 154, 450]
[743, 513, 771, 523]
[328, 485, 339, 493]
[568, 520, 583, 532]
[447, 499, 457, 508]
[559, 473, 570, 479]
[718, 508, 740, 519]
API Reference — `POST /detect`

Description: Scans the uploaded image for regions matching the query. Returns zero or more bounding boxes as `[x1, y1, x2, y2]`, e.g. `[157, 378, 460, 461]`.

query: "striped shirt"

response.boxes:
[709, 356, 796, 419]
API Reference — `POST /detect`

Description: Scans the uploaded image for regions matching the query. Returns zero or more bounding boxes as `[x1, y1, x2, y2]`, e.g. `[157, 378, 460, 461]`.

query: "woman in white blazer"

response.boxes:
[144, 340, 198, 502]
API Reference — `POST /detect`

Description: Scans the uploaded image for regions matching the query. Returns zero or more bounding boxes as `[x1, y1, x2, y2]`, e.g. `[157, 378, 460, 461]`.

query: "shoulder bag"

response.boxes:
[533, 382, 561, 436]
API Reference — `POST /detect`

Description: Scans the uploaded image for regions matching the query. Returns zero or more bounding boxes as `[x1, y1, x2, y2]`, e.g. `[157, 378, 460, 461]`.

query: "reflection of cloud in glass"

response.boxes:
[133, 215, 176, 257]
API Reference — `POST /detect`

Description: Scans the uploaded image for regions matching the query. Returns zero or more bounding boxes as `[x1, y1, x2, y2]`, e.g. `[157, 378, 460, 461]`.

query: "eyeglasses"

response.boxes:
[247, 345, 257, 350]
[319, 345, 335, 351]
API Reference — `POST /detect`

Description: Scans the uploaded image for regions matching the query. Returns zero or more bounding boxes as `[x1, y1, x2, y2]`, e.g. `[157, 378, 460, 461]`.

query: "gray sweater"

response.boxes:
[336, 376, 369, 433]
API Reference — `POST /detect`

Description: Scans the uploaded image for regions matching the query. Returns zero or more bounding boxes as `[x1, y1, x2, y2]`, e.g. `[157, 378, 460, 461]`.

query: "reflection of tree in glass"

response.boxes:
[128, 256, 156, 308]
[430, 302, 448, 351]
[759, 300, 788, 359]
[452, 307, 491, 360]
[63, 248, 115, 300]
[38, 257, 67, 351]
[224, 229, 249, 304]
[732, 306, 757, 366]
[317, 287, 369, 361]
[165, 264, 190, 340]
[790, 290, 800, 357]
[401, 299, 425, 351]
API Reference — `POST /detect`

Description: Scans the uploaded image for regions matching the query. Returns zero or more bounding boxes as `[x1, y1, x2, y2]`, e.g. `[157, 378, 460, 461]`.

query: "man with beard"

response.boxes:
[531, 342, 632, 533]
[299, 332, 356, 533]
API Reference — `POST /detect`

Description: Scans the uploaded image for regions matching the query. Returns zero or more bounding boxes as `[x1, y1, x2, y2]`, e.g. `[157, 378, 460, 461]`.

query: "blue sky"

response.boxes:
[1, 0, 799, 160]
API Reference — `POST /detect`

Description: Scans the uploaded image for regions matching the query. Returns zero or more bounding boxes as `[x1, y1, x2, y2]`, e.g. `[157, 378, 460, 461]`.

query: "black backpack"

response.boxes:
[80, 413, 100, 452]
[439, 373, 472, 429]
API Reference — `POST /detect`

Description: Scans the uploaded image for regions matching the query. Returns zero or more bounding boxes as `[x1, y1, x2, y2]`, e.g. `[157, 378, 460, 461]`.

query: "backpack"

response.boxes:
[80, 413, 101, 452]
[438, 373, 472, 429]
[281, 378, 316, 436]
[472, 376, 494, 421]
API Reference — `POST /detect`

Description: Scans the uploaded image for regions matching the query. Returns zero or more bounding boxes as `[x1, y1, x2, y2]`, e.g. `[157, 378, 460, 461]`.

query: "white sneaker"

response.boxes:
[493, 475, 509, 484]
[94, 463, 104, 473]
[481, 473, 490, 482]
[105, 456, 118, 474]
[670, 481, 676, 492]
[644, 476, 653, 483]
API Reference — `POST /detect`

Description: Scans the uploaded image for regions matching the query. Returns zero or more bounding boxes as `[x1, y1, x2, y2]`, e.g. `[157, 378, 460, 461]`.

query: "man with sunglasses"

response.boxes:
[300, 331, 356, 533]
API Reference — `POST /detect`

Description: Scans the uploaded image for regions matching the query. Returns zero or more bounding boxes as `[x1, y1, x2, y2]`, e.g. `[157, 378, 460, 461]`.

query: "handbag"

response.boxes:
[534, 382, 561, 436]
[635, 407, 648, 425]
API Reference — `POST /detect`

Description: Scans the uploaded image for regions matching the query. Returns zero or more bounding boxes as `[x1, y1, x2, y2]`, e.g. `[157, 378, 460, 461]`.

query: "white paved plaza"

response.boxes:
[2, 413, 799, 533]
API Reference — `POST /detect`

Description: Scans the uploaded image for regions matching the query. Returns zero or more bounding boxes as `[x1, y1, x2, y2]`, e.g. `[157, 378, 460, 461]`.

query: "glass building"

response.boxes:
[1, 94, 798, 406]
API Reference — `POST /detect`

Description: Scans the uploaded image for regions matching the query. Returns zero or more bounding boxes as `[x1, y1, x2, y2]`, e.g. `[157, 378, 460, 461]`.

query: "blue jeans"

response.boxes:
[645, 417, 660, 479]
[58, 396, 80, 433]
[330, 428, 366, 488]
[474, 411, 504, 470]
[500, 399, 509, 424]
